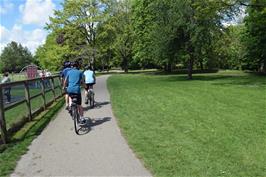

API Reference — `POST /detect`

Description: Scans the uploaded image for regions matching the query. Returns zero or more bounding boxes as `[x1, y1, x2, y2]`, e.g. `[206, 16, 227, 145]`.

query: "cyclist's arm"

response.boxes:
[81, 72, 86, 88]
[93, 71, 96, 83]
[63, 75, 68, 89]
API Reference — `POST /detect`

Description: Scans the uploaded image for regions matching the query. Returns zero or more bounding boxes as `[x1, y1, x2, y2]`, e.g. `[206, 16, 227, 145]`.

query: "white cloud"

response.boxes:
[0, 25, 10, 41]
[0, 0, 14, 14]
[19, 4, 24, 13]
[20, 0, 55, 26]
[0, 24, 47, 54]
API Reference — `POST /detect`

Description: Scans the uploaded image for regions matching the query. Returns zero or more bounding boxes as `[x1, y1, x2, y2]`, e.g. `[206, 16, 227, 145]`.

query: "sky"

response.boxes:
[0, 0, 63, 54]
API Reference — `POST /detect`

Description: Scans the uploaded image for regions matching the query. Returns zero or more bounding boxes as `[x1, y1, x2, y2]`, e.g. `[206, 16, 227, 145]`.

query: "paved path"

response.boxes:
[11, 75, 152, 177]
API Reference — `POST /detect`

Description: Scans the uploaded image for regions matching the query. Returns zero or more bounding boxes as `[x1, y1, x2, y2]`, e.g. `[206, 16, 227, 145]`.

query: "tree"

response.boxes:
[96, 18, 116, 71]
[215, 25, 245, 70]
[0, 41, 34, 73]
[47, 0, 110, 67]
[111, 0, 134, 73]
[132, 0, 157, 69]
[243, 0, 266, 72]
[35, 32, 72, 71]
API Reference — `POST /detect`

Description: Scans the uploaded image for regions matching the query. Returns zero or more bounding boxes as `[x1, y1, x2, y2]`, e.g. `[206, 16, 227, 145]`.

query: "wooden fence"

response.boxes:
[0, 75, 63, 144]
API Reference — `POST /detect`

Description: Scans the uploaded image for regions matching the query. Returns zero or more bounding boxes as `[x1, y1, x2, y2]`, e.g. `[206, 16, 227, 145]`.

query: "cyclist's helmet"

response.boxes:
[63, 61, 71, 68]
[84, 65, 91, 70]
[71, 60, 79, 68]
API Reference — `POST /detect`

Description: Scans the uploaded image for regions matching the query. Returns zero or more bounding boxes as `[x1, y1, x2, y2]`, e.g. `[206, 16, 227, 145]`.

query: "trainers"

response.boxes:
[65, 105, 69, 110]
[79, 117, 86, 125]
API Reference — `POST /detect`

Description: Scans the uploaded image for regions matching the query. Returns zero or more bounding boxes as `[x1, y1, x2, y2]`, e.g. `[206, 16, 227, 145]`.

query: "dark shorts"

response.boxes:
[85, 83, 95, 90]
[68, 93, 82, 105]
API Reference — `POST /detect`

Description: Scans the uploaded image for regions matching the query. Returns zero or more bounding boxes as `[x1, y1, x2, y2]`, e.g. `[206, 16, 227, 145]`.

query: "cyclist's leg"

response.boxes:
[84, 84, 89, 104]
[64, 87, 70, 109]
[76, 93, 84, 118]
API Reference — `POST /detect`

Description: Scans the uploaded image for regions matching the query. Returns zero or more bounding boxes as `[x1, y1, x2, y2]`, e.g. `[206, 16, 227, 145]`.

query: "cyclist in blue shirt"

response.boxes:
[61, 61, 72, 110]
[83, 65, 96, 104]
[63, 61, 85, 123]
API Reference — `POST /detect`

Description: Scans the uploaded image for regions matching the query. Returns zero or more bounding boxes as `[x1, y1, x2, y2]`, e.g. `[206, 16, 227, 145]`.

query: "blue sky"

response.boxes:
[0, 0, 64, 54]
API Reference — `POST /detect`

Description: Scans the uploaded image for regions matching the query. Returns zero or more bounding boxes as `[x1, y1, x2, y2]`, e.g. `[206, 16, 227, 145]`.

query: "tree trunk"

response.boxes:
[200, 60, 204, 70]
[101, 59, 105, 71]
[122, 56, 128, 73]
[167, 62, 172, 72]
[188, 58, 193, 80]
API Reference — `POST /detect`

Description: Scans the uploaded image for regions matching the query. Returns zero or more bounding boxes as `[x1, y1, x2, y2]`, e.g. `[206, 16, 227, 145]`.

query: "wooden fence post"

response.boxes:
[51, 77, 56, 102]
[24, 81, 32, 121]
[0, 86, 8, 144]
[41, 80, 46, 110]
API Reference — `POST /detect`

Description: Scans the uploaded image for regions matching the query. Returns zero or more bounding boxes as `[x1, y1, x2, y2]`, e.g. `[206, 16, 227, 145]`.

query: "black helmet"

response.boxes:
[71, 61, 79, 68]
[63, 61, 71, 68]
[84, 65, 91, 70]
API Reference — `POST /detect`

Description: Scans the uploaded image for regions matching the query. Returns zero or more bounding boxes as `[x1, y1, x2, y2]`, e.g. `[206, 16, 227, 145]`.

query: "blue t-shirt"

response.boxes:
[61, 67, 72, 79]
[83, 70, 95, 84]
[66, 68, 83, 94]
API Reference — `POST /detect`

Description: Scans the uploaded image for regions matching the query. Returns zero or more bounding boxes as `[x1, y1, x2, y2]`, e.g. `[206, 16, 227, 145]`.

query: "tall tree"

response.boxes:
[0, 41, 34, 73]
[35, 32, 72, 71]
[132, 0, 156, 69]
[47, 0, 109, 67]
[96, 17, 116, 71]
[112, 0, 134, 73]
[243, 0, 266, 72]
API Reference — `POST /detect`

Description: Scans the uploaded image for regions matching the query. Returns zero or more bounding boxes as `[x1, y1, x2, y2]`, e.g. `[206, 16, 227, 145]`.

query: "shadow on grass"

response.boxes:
[160, 74, 266, 87]
[1, 99, 64, 152]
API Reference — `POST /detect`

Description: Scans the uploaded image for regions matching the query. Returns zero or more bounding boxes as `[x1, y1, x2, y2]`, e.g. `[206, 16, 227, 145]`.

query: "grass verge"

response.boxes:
[0, 98, 64, 177]
[108, 70, 266, 177]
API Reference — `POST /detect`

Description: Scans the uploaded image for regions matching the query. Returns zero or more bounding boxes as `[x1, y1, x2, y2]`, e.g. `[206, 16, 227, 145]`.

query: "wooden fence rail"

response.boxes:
[0, 75, 63, 144]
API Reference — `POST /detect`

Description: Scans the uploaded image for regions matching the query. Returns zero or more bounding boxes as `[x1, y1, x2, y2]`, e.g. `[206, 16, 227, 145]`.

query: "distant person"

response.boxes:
[83, 65, 96, 104]
[61, 61, 72, 110]
[45, 70, 52, 77]
[1, 72, 11, 103]
[44, 70, 52, 87]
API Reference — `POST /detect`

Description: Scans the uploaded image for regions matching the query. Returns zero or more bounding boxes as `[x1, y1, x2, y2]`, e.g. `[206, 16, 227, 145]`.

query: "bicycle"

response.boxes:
[86, 88, 95, 108]
[69, 95, 82, 134]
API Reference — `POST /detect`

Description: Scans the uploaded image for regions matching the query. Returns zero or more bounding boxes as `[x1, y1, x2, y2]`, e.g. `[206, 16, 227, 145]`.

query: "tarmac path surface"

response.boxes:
[11, 75, 152, 177]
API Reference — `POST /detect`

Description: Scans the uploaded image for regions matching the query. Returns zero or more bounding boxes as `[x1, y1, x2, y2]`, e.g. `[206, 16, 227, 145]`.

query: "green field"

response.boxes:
[3, 78, 62, 129]
[108, 70, 266, 177]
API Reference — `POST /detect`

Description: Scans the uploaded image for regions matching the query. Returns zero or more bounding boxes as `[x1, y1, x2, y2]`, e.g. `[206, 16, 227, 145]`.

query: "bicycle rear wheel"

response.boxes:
[89, 93, 94, 108]
[72, 107, 80, 135]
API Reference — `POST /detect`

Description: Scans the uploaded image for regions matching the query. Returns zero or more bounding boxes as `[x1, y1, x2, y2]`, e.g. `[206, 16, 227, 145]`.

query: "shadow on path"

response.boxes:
[83, 101, 110, 111]
[77, 117, 111, 135]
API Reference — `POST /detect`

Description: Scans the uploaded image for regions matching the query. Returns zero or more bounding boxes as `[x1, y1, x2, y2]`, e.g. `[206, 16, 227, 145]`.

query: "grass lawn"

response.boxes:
[108, 70, 266, 177]
[3, 78, 62, 129]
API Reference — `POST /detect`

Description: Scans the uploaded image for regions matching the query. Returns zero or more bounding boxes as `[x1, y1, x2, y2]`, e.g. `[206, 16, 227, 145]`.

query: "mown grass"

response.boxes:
[4, 79, 62, 129]
[108, 70, 266, 177]
[0, 98, 64, 177]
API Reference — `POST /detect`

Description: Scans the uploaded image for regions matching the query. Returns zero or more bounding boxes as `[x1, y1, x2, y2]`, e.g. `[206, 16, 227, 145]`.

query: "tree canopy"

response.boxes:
[32, 0, 266, 77]
[0, 41, 34, 73]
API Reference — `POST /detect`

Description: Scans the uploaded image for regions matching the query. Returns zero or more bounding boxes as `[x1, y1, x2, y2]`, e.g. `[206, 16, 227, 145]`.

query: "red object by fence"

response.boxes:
[26, 65, 38, 79]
